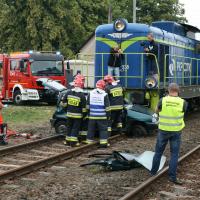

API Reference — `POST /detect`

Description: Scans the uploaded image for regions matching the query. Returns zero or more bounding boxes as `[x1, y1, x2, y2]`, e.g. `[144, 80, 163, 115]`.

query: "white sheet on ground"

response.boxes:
[120, 151, 166, 171]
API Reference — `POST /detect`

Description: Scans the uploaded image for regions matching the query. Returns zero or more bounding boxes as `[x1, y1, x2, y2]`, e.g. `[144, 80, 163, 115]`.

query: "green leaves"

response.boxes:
[0, 0, 186, 56]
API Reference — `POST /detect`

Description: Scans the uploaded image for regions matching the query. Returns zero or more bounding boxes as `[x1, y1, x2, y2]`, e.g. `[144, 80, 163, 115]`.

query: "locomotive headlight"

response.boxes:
[114, 19, 126, 32]
[145, 76, 158, 89]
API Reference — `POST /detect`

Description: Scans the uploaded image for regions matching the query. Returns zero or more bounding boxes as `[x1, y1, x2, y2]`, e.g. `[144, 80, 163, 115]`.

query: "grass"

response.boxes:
[2, 105, 56, 129]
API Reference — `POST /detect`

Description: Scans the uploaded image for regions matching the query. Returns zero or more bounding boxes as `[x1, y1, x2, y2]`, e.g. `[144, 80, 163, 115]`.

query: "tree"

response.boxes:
[0, 0, 187, 56]
[109, 0, 186, 24]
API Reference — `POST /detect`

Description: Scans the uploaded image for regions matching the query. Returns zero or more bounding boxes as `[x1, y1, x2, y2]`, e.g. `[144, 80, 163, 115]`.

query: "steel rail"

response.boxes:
[119, 144, 200, 200]
[0, 135, 63, 156]
[0, 134, 124, 182]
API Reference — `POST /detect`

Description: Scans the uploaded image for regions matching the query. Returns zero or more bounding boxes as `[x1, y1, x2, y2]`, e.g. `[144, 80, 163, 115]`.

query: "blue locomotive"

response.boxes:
[94, 19, 200, 110]
[51, 20, 200, 136]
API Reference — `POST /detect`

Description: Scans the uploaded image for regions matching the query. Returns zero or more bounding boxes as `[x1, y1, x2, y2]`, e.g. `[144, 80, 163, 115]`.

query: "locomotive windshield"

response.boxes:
[31, 60, 64, 76]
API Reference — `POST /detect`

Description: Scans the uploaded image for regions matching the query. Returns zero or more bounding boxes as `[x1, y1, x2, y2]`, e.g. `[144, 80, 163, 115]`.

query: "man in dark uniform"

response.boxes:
[108, 46, 124, 79]
[86, 80, 111, 148]
[144, 33, 158, 75]
[104, 75, 124, 134]
[61, 78, 87, 147]
[151, 83, 187, 185]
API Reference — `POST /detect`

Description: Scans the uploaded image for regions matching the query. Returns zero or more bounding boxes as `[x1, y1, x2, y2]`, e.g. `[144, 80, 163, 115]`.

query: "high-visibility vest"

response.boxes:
[89, 89, 108, 120]
[159, 96, 185, 131]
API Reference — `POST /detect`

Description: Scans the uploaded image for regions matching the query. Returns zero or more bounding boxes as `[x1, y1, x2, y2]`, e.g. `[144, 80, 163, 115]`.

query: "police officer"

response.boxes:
[104, 75, 124, 134]
[150, 83, 187, 185]
[86, 80, 111, 148]
[61, 78, 87, 147]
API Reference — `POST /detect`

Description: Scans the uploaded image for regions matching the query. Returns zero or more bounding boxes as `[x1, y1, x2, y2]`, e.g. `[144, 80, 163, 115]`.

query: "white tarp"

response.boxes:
[120, 151, 166, 171]
[37, 78, 66, 91]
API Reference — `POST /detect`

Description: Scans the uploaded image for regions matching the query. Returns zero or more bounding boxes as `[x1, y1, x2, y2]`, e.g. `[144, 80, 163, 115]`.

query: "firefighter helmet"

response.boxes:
[75, 74, 85, 82]
[96, 80, 106, 90]
[73, 78, 84, 88]
[104, 75, 114, 84]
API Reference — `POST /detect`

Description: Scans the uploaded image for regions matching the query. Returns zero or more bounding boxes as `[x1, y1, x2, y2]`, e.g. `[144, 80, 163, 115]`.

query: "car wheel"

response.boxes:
[14, 90, 23, 105]
[55, 120, 67, 135]
[133, 124, 147, 136]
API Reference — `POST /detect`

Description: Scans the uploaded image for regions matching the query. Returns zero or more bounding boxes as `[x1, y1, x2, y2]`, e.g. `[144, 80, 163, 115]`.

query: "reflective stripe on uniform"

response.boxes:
[90, 112, 106, 116]
[67, 112, 83, 118]
[105, 107, 111, 111]
[79, 131, 87, 136]
[90, 108, 105, 112]
[89, 116, 107, 120]
[70, 136, 78, 142]
[159, 122, 183, 127]
[159, 115, 184, 120]
[82, 108, 87, 112]
[117, 123, 122, 128]
[66, 136, 78, 142]
[108, 127, 112, 131]
[100, 139, 108, 144]
[85, 139, 94, 144]
[110, 105, 123, 110]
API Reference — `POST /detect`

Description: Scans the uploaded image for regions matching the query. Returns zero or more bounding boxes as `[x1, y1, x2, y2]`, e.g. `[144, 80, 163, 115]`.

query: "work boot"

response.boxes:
[169, 178, 183, 185]
[63, 140, 71, 146]
[99, 143, 110, 148]
[70, 141, 80, 147]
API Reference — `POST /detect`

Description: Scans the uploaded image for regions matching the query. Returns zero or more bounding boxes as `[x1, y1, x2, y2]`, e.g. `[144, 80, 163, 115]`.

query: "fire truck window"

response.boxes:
[10, 60, 18, 71]
[24, 61, 28, 70]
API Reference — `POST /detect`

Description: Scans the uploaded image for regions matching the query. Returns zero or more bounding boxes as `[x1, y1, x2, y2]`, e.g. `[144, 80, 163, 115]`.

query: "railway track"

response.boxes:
[0, 134, 124, 182]
[119, 144, 200, 200]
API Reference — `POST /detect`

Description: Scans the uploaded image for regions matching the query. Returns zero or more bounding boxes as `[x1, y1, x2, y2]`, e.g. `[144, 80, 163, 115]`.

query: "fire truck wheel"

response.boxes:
[14, 90, 23, 105]
[55, 120, 67, 135]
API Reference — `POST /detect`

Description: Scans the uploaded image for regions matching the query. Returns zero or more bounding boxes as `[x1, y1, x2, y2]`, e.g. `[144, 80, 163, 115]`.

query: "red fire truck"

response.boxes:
[0, 51, 66, 104]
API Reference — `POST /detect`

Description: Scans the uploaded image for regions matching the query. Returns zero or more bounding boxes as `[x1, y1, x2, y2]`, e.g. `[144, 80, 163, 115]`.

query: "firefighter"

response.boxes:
[86, 80, 111, 148]
[0, 92, 7, 145]
[74, 74, 88, 140]
[104, 75, 124, 134]
[61, 78, 87, 147]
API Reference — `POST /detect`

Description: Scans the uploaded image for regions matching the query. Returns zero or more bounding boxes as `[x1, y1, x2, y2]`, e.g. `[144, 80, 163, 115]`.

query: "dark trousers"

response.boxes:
[151, 130, 181, 181]
[0, 123, 7, 144]
[109, 110, 123, 131]
[146, 58, 157, 75]
[66, 118, 82, 141]
[87, 119, 108, 144]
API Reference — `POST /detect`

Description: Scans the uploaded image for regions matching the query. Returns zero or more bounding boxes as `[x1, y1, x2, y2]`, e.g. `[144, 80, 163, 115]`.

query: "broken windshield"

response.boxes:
[31, 60, 64, 76]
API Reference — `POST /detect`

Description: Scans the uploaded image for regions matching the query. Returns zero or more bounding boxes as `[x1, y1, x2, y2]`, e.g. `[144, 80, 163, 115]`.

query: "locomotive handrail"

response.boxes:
[164, 54, 200, 87]
[74, 52, 160, 89]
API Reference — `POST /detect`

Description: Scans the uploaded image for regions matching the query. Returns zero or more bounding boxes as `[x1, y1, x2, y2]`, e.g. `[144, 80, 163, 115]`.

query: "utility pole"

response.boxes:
[108, 1, 112, 23]
[133, 0, 136, 23]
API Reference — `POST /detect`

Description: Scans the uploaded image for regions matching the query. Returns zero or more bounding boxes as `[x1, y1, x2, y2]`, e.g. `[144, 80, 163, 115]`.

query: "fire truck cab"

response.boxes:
[0, 51, 66, 104]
